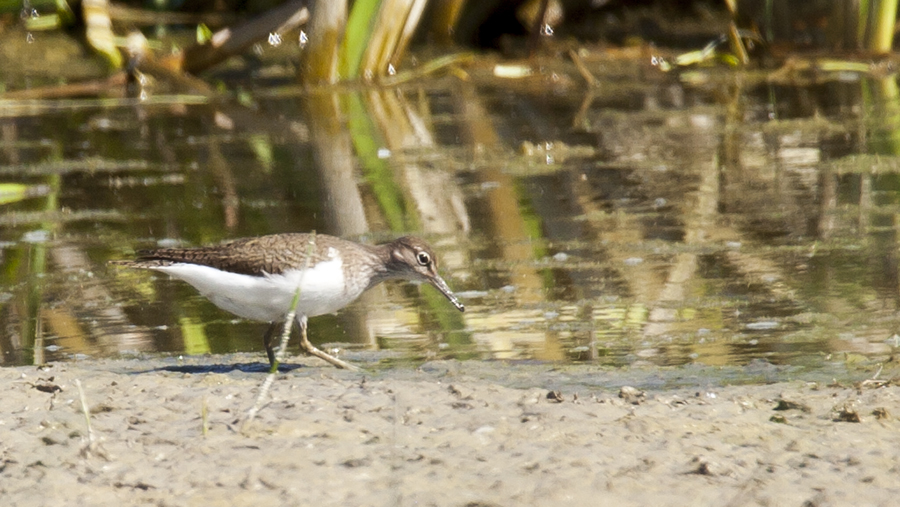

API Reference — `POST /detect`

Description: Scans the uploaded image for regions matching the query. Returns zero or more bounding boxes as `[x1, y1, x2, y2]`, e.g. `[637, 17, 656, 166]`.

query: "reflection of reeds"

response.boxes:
[205, 137, 239, 231]
[305, 93, 370, 236]
[179, 316, 210, 356]
[348, 88, 470, 341]
[51, 243, 152, 356]
[449, 82, 558, 357]
[864, 77, 900, 155]
[0, 183, 49, 204]
[22, 169, 59, 365]
[343, 92, 412, 231]
[1, 144, 156, 363]
[454, 83, 545, 304]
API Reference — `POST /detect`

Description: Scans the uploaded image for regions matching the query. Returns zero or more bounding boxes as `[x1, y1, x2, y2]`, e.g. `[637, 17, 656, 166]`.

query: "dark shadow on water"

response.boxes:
[146, 362, 305, 375]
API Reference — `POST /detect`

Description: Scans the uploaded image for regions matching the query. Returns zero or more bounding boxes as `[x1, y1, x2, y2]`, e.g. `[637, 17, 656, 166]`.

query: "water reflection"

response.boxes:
[2, 66, 900, 373]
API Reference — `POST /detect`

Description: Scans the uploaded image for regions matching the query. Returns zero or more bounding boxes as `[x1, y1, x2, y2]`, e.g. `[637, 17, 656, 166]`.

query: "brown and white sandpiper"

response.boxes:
[111, 233, 465, 369]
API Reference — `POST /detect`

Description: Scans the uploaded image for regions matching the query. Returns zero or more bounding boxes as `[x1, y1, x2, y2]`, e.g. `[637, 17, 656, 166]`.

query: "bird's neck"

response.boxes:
[361, 241, 406, 290]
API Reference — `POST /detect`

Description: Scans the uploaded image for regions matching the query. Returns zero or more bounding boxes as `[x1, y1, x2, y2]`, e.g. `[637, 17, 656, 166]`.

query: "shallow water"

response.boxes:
[2, 50, 900, 375]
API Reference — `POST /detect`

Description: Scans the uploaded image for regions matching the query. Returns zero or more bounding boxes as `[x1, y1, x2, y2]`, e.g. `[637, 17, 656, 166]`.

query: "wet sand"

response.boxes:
[2, 354, 899, 506]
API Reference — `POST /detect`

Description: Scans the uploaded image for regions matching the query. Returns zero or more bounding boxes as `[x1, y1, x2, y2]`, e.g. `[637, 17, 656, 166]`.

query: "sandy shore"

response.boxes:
[2, 354, 899, 506]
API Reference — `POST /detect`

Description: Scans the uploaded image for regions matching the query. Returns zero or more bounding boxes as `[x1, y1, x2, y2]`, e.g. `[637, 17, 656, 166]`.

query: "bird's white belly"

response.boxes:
[153, 258, 360, 322]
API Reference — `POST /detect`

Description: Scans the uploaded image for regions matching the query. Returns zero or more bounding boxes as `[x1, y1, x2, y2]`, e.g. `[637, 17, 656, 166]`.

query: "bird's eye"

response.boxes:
[416, 251, 431, 266]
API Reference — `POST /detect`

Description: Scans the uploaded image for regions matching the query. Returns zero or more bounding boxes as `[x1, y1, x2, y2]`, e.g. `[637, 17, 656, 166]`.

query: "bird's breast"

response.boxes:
[150, 256, 368, 322]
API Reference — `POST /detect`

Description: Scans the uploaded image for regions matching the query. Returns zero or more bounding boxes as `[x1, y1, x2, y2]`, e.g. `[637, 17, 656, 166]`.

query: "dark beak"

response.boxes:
[429, 274, 465, 312]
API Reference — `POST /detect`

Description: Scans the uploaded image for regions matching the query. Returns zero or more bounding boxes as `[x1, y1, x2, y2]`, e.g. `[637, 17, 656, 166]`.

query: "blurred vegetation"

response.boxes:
[0, 1, 897, 95]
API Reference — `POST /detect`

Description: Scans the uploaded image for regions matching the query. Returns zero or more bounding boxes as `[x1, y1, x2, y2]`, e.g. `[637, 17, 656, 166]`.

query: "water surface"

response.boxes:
[3, 53, 900, 377]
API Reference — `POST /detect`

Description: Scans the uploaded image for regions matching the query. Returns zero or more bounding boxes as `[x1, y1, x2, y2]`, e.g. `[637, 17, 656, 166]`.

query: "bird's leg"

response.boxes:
[295, 315, 360, 371]
[262, 321, 281, 366]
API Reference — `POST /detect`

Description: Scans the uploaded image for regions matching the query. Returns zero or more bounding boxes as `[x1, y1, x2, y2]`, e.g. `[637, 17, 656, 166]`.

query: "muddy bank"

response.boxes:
[2, 355, 898, 506]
